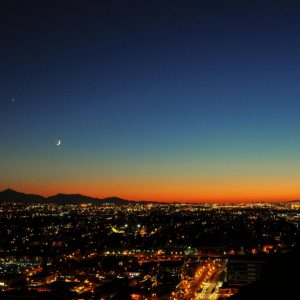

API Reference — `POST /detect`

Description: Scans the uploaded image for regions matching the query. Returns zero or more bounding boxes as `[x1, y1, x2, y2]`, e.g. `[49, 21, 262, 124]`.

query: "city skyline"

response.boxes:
[0, 199, 298, 298]
[2, 1, 300, 202]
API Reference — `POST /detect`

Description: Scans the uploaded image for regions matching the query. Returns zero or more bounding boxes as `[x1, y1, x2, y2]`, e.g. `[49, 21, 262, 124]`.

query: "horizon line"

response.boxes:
[1, 188, 299, 204]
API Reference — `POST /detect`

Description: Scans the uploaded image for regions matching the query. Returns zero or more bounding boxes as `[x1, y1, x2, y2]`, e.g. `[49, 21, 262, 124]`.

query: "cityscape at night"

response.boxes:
[0, 189, 299, 299]
[1, 0, 300, 299]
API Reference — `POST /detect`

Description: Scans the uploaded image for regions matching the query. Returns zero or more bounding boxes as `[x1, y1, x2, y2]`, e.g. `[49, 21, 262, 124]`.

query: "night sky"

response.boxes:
[2, 0, 300, 202]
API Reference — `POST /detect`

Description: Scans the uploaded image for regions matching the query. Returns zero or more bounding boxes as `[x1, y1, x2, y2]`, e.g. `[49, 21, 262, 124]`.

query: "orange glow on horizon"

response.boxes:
[2, 176, 300, 203]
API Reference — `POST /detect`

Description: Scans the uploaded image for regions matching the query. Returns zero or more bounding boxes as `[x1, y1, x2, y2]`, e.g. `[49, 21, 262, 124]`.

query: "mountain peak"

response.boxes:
[1, 188, 18, 193]
[0, 189, 45, 203]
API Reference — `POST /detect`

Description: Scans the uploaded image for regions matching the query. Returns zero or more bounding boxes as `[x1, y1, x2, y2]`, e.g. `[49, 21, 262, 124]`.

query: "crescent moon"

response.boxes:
[56, 139, 62, 146]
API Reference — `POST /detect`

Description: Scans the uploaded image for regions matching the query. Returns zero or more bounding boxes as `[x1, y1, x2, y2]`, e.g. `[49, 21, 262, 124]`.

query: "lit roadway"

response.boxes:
[170, 259, 226, 300]
[195, 266, 225, 300]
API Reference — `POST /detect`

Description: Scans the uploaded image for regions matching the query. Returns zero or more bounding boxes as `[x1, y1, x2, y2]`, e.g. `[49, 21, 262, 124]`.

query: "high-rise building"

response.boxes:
[227, 256, 267, 287]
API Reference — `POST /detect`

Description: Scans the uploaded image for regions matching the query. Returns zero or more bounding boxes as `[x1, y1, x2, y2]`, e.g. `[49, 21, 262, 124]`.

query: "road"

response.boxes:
[170, 259, 226, 300]
[195, 267, 225, 300]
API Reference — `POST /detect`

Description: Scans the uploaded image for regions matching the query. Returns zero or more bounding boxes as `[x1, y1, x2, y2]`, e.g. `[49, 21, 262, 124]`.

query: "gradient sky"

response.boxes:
[1, 0, 300, 202]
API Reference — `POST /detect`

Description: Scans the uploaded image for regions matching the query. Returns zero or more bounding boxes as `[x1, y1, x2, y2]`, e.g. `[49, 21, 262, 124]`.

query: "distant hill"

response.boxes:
[47, 193, 102, 205]
[0, 188, 138, 205]
[0, 188, 45, 203]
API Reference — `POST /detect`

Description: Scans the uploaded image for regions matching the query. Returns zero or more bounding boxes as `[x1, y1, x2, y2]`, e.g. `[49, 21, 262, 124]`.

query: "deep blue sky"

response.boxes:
[1, 0, 300, 201]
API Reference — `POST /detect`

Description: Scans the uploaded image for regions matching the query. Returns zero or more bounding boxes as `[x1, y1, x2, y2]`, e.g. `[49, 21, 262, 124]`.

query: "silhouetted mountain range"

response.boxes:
[0, 188, 150, 205]
[1, 189, 299, 205]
